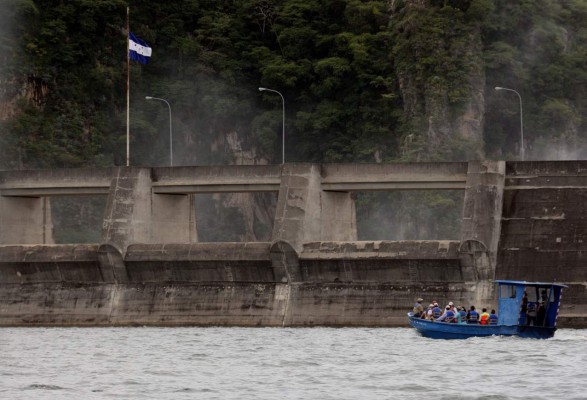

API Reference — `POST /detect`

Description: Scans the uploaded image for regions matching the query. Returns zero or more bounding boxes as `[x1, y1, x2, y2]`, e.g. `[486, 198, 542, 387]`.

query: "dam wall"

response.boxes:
[1, 161, 586, 327]
[0, 241, 463, 326]
[496, 161, 587, 325]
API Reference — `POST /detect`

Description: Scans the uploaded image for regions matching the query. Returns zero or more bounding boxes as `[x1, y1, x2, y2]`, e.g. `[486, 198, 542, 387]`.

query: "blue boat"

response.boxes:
[408, 280, 567, 339]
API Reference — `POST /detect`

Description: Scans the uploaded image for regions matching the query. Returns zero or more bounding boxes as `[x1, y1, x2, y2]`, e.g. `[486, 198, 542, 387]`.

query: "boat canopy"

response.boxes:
[495, 280, 565, 327]
[494, 280, 568, 289]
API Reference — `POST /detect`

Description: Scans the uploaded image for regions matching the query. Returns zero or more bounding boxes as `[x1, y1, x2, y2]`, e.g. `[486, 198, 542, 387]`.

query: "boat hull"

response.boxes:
[408, 313, 556, 339]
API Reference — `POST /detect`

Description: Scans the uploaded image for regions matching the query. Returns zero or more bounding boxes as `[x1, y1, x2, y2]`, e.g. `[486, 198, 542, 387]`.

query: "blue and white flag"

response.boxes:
[129, 32, 152, 64]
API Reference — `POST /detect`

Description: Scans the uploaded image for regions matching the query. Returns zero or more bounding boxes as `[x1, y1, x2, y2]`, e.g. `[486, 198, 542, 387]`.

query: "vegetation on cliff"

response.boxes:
[1, 0, 586, 241]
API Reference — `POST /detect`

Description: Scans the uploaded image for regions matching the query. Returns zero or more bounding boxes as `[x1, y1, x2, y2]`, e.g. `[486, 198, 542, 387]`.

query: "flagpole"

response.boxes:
[126, 6, 130, 167]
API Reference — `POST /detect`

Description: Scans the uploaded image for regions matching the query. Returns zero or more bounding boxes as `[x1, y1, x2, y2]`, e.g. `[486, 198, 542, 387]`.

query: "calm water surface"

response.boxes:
[1, 327, 586, 399]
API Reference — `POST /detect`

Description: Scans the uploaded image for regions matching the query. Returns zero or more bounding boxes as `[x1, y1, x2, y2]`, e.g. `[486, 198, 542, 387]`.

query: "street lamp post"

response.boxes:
[145, 96, 173, 166]
[259, 87, 285, 164]
[495, 86, 524, 161]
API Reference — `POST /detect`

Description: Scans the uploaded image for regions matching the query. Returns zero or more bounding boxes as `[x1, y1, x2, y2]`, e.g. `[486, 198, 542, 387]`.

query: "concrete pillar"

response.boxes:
[272, 164, 357, 253]
[152, 193, 197, 243]
[102, 167, 153, 253]
[460, 160, 505, 280]
[0, 196, 54, 244]
[270, 240, 301, 283]
[321, 191, 357, 241]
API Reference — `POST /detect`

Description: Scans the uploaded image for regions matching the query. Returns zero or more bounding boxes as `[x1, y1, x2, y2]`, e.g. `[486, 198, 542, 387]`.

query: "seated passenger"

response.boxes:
[479, 308, 490, 325]
[436, 306, 455, 323]
[455, 306, 463, 323]
[467, 306, 479, 324]
[458, 307, 467, 324]
[413, 298, 424, 318]
[431, 303, 442, 320]
[448, 302, 458, 318]
[489, 309, 498, 325]
[426, 304, 434, 320]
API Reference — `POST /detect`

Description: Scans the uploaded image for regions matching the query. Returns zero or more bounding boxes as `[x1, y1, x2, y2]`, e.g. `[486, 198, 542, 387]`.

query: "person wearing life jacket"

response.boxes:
[431, 303, 442, 320]
[467, 306, 479, 324]
[489, 309, 498, 325]
[526, 301, 537, 326]
[436, 306, 455, 323]
[448, 302, 459, 320]
[458, 306, 468, 324]
[479, 308, 490, 325]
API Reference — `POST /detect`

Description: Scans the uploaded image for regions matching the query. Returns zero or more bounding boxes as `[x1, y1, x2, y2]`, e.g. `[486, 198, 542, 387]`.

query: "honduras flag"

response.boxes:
[129, 32, 152, 64]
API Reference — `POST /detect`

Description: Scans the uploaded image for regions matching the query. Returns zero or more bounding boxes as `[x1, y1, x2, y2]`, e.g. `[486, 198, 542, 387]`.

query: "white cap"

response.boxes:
[449, 302, 454, 306]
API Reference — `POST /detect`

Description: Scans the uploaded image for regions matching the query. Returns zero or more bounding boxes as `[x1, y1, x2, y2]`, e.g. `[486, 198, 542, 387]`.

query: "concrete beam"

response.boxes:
[153, 184, 279, 194]
[301, 240, 461, 259]
[151, 165, 281, 193]
[322, 182, 466, 191]
[0, 168, 113, 197]
[0, 187, 110, 197]
[321, 162, 468, 191]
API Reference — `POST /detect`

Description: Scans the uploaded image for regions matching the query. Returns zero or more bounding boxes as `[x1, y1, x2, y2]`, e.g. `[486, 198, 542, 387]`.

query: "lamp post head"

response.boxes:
[495, 87, 503, 91]
[145, 96, 153, 100]
[259, 87, 267, 92]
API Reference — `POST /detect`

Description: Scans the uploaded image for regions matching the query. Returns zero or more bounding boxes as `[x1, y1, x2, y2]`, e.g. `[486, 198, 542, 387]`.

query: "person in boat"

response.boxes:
[536, 302, 546, 326]
[520, 291, 529, 325]
[426, 303, 434, 321]
[431, 303, 442, 320]
[454, 306, 462, 323]
[479, 308, 490, 325]
[521, 291, 528, 312]
[448, 302, 459, 317]
[436, 306, 455, 323]
[454, 306, 463, 323]
[413, 298, 425, 318]
[467, 305, 479, 324]
[526, 301, 537, 326]
[489, 309, 498, 325]
[458, 306, 467, 324]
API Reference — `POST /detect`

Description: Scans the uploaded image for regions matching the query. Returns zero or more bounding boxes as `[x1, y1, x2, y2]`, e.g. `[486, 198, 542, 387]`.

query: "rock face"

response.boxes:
[390, 1, 486, 161]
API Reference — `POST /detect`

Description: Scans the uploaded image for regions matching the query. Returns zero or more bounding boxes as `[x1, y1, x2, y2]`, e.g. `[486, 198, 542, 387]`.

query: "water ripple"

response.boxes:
[0, 327, 585, 399]
[24, 384, 68, 391]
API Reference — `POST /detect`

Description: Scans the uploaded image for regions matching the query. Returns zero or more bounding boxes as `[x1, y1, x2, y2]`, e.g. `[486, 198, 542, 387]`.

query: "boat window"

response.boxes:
[500, 285, 516, 299]
[525, 287, 538, 302]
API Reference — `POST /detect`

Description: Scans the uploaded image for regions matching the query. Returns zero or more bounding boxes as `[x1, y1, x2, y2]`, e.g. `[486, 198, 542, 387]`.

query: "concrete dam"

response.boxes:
[0, 161, 586, 327]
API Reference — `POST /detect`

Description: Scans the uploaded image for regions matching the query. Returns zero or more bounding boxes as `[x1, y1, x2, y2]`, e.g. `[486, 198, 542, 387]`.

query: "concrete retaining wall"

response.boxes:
[0, 241, 471, 327]
[497, 161, 587, 320]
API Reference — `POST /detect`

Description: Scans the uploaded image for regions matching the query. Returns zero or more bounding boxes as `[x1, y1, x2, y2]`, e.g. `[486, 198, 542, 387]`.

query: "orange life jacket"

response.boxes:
[480, 312, 490, 325]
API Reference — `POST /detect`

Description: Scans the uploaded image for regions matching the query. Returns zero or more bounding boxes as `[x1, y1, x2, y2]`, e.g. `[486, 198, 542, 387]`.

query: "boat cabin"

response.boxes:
[495, 280, 567, 328]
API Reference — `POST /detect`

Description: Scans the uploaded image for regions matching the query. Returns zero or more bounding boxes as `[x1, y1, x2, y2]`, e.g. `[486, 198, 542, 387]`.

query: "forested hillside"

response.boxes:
[1, 0, 586, 241]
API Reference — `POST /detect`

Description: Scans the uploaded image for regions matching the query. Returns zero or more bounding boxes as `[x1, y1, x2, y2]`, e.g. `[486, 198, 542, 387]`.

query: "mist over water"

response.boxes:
[1, 327, 586, 400]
